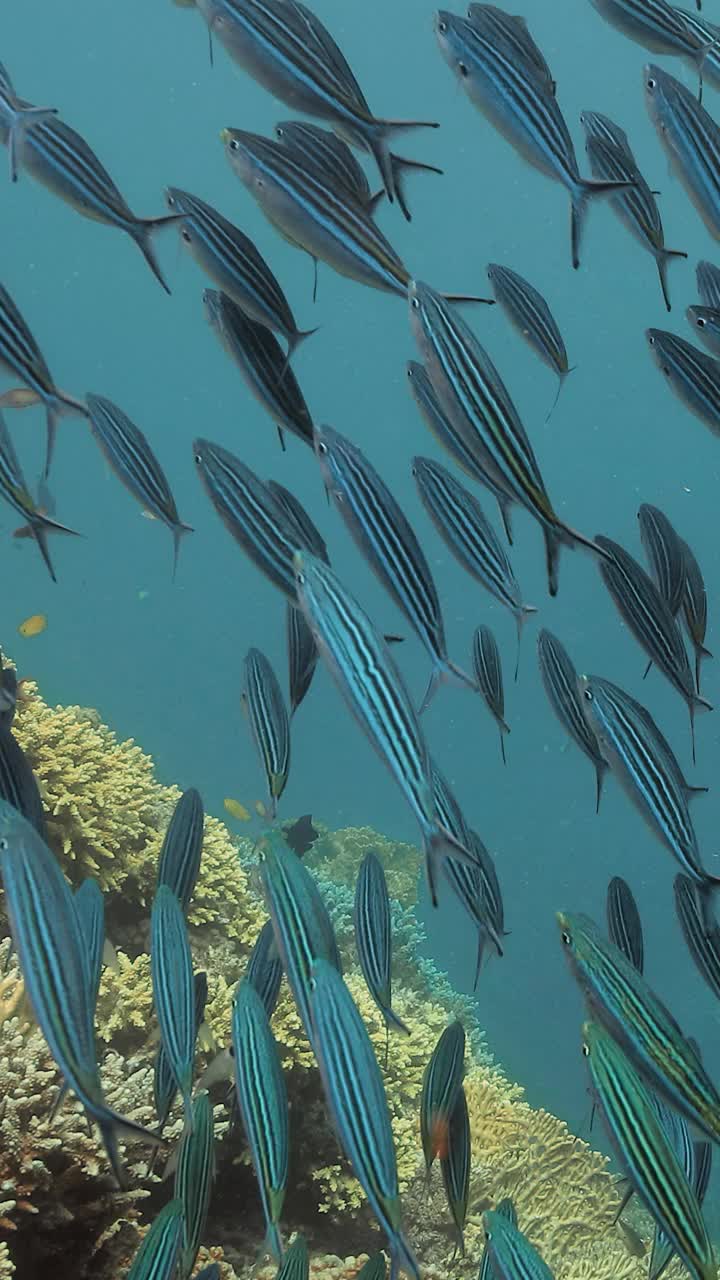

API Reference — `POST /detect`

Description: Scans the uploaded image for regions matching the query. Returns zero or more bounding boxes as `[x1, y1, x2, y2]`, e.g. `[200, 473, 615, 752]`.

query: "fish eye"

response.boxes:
[438, 19, 447, 32]
[646, 75, 656, 90]
[411, 297, 420, 310]
[194, 452, 202, 465]
[181, 228, 192, 244]
[697, 316, 707, 327]
[0, 837, 8, 851]
[276, 126, 284, 138]
[582, 1042, 590, 1058]
[458, 61, 469, 77]
[317, 440, 328, 455]
[662, 364, 670, 376]
[561, 930, 571, 945]
[296, 570, 306, 585]
[229, 138, 240, 151]
[583, 688, 593, 702]
[167, 193, 176, 208]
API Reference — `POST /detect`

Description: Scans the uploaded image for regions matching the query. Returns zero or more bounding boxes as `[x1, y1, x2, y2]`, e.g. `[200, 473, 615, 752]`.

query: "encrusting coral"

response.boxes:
[0, 669, 696, 1280]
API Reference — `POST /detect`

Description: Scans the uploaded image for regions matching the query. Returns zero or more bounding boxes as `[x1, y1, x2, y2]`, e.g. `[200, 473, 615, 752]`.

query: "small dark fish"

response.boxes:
[354, 850, 410, 1054]
[536, 629, 607, 813]
[486, 263, 571, 419]
[687, 305, 720, 357]
[242, 647, 291, 819]
[647, 328, 720, 441]
[126, 1199, 184, 1280]
[680, 536, 712, 693]
[440, 1085, 470, 1257]
[0, 410, 79, 580]
[174, 1090, 215, 1280]
[420, 1021, 465, 1174]
[472, 625, 509, 762]
[697, 259, 720, 309]
[276, 1235, 309, 1280]
[246, 920, 284, 1020]
[150, 885, 196, 1131]
[282, 813, 318, 858]
[483, 1205, 555, 1280]
[606, 876, 644, 974]
[479, 1198, 517, 1280]
[0, 724, 46, 838]
[638, 503, 686, 618]
[0, 61, 58, 183]
[157, 788, 204, 916]
[204, 289, 314, 449]
[674, 875, 720, 1003]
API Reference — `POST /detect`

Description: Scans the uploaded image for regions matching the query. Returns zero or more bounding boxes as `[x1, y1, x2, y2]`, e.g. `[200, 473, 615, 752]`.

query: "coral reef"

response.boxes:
[306, 824, 421, 908]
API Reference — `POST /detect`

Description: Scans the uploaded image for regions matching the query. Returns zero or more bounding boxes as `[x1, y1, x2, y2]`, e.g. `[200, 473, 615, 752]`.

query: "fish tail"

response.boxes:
[545, 370, 568, 423]
[423, 822, 479, 906]
[171, 521, 194, 581]
[132, 217, 181, 294]
[32, 522, 58, 583]
[7, 105, 57, 183]
[655, 248, 688, 313]
[97, 1117, 129, 1189]
[418, 657, 477, 714]
[497, 496, 514, 544]
[499, 724, 508, 765]
[384, 1004, 411, 1036]
[513, 604, 537, 681]
[286, 326, 320, 362]
[571, 178, 633, 270]
[542, 526, 561, 597]
[696, 645, 712, 695]
[595, 761, 606, 815]
[389, 1232, 421, 1280]
[387, 151, 443, 221]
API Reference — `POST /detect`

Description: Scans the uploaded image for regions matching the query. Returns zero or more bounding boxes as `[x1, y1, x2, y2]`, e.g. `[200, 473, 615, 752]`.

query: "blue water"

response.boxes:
[5, 0, 720, 1178]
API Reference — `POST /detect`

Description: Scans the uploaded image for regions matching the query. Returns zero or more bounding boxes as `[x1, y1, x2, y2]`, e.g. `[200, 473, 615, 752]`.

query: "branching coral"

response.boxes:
[306, 825, 421, 908]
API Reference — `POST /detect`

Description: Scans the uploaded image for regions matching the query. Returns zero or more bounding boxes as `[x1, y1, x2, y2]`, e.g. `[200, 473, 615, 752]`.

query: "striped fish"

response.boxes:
[150, 885, 196, 1131]
[420, 1021, 465, 1173]
[0, 800, 160, 1184]
[258, 830, 340, 1044]
[697, 258, 720, 308]
[355, 1256, 388, 1280]
[440, 1085, 470, 1257]
[486, 264, 571, 419]
[687, 304, 720, 355]
[409, 281, 605, 595]
[267, 479, 329, 560]
[638, 504, 686, 618]
[232, 979, 288, 1260]
[285, 604, 319, 719]
[309, 958, 419, 1279]
[0, 85, 179, 293]
[590, 0, 708, 64]
[246, 920, 284, 1021]
[679, 535, 712, 694]
[594, 536, 709, 756]
[674, 875, 720, 1002]
[75, 879, 105, 1015]
[151, 971, 208, 1160]
[580, 675, 715, 890]
[193, 439, 303, 598]
[174, 1090, 215, 1280]
[276, 1234, 308, 1280]
[406, 360, 514, 543]
[0, 410, 79, 580]
[581, 121, 686, 311]
[315, 423, 477, 711]
[434, 12, 630, 268]
[675, 7, 720, 88]
[196, 0, 437, 215]
[166, 186, 315, 358]
[483, 1205, 555, 1280]
[85, 394, 192, 576]
[0, 283, 88, 476]
[466, 5, 556, 96]
[557, 910, 720, 1144]
[607, 877, 644, 975]
[478, 1198, 517, 1280]
[0, 653, 17, 729]
[647, 1090, 697, 1280]
[413, 456, 536, 659]
[645, 65, 720, 241]
[647, 328, 720, 440]
[242, 648, 291, 819]
[204, 289, 313, 449]
[582, 1019, 714, 1280]
[354, 850, 410, 1051]
[0, 723, 46, 838]
[293, 550, 478, 907]
[472, 625, 509, 761]
[126, 1199, 184, 1280]
[536, 630, 607, 813]
[468, 828, 506, 984]
[0, 62, 57, 183]
[157, 788, 205, 917]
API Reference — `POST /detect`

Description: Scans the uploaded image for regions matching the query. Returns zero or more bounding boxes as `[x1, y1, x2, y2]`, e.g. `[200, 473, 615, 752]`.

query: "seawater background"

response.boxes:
[6, 0, 720, 1201]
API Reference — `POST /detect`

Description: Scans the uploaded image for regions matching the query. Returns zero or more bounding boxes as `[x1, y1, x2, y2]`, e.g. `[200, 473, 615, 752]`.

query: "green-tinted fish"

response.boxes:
[606, 877, 644, 975]
[483, 1205, 555, 1279]
[478, 1198, 517, 1280]
[152, 971, 208, 1159]
[246, 919, 284, 1020]
[174, 1091, 215, 1280]
[467, 6, 556, 96]
[420, 1021, 465, 1175]
[440, 1085, 470, 1257]
[275, 1234, 309, 1280]
[126, 1199, 184, 1280]
[75, 879, 105, 1015]
[150, 885, 196, 1131]
[354, 1255, 388, 1280]
[638, 504, 686, 619]
[0, 409, 79, 580]
[697, 259, 720, 308]
[242, 647, 291, 819]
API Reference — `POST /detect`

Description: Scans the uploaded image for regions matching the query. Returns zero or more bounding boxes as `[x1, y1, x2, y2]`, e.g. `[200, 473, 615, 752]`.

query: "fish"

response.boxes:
[579, 675, 715, 893]
[285, 604, 319, 717]
[354, 850, 410, 1055]
[647, 329, 720, 440]
[309, 958, 419, 1279]
[434, 11, 631, 268]
[293, 550, 478, 907]
[0, 800, 160, 1185]
[581, 1019, 714, 1280]
[196, 0, 437, 216]
[150, 885, 196, 1131]
[224, 797, 251, 821]
[679, 536, 712, 693]
[580, 116, 686, 311]
[282, 813, 318, 857]
[472, 625, 509, 761]
[0, 283, 88, 476]
[151, 971, 208, 1160]
[246, 919, 284, 1020]
[557, 910, 720, 1144]
[674, 875, 720, 1003]
[0, 725, 46, 839]
[0, 656, 18, 727]
[648, 1084, 697, 1280]
[486, 264, 571, 419]
[594, 536, 709, 756]
[0, 412, 79, 581]
[440, 1085, 470, 1257]
[420, 1021, 465, 1173]
[354, 1256, 387, 1280]
[75, 879, 105, 1015]
[687, 304, 720, 355]
[193, 1268, 220, 1280]
[644, 65, 720, 242]
[157, 788, 205, 916]
[466, 5, 556, 96]
[203, 289, 314, 449]
[193, 439, 304, 598]
[85, 394, 193, 575]
[242, 648, 291, 820]
[276, 1234, 309, 1280]
[0, 62, 58, 183]
[267, 479, 328, 560]
[478, 1198, 517, 1280]
[606, 877, 644, 974]
[589, 0, 710, 69]
[409, 281, 604, 595]
[126, 1199, 184, 1280]
[232, 979, 288, 1260]
[314, 422, 477, 711]
[406, 360, 513, 543]
[18, 613, 49, 638]
[165, 186, 315, 359]
[536, 630, 607, 813]
[696, 258, 720, 308]
[638, 504, 686, 618]
[174, 1090, 215, 1280]
[412, 457, 536, 662]
[483, 1205, 556, 1280]
[258, 829, 341, 1045]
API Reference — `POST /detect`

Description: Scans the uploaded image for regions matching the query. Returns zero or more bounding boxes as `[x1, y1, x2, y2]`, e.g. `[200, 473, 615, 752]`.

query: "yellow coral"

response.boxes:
[306, 825, 421, 907]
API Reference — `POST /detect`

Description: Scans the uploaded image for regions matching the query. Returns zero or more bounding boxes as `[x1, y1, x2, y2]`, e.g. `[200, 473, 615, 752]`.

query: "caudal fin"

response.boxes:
[32, 511, 82, 583]
[418, 656, 478, 715]
[513, 604, 537, 681]
[132, 215, 183, 294]
[424, 824, 481, 908]
[367, 121, 439, 219]
[97, 1106, 163, 1189]
[171, 521, 194, 581]
[656, 247, 688, 312]
[389, 151, 444, 221]
[571, 178, 634, 270]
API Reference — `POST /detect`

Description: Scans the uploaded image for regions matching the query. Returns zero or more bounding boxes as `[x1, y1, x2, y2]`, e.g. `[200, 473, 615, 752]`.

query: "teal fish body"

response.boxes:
[478, 1199, 517, 1280]
[75, 879, 105, 1014]
[678, 536, 711, 693]
[486, 263, 570, 414]
[242, 647, 292, 818]
[591, 0, 706, 59]
[697, 259, 720, 308]
[674, 875, 720, 1001]
[246, 919, 284, 1020]
[483, 1206, 556, 1280]
[127, 1198, 185, 1280]
[150, 885, 196, 1130]
[536, 630, 607, 813]
[466, 5, 556, 97]
[157, 788, 205, 917]
[0, 720, 47, 838]
[174, 1091, 215, 1280]
[645, 64, 720, 241]
[275, 1233, 309, 1280]
[354, 850, 410, 1037]
[0, 62, 57, 184]
[153, 971, 208, 1144]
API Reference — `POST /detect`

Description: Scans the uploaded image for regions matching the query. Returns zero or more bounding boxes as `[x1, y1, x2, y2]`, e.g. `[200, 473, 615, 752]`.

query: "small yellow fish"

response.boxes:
[224, 798, 251, 822]
[18, 613, 47, 638]
[255, 800, 268, 819]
